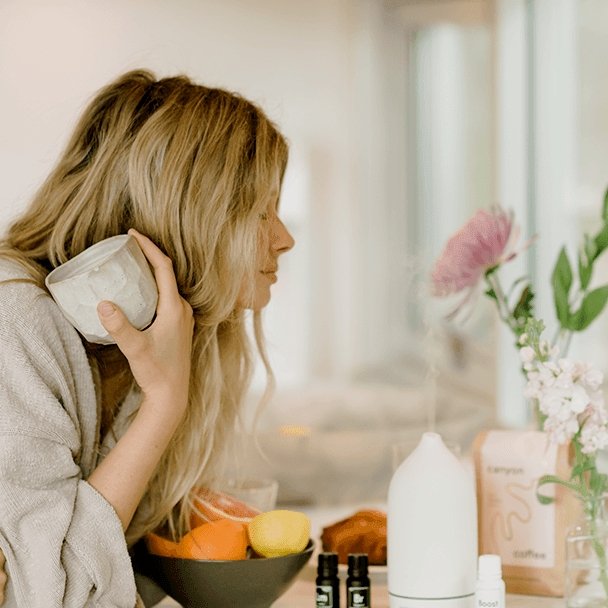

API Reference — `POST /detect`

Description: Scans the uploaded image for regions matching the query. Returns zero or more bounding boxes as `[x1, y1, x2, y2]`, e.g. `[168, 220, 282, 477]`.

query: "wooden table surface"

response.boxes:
[157, 578, 565, 607]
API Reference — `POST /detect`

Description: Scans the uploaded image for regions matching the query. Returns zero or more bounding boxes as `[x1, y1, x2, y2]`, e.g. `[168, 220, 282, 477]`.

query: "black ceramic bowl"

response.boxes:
[132, 539, 314, 608]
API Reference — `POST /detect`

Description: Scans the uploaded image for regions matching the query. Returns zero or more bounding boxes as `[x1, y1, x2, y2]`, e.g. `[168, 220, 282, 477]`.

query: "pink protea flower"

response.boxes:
[431, 207, 520, 297]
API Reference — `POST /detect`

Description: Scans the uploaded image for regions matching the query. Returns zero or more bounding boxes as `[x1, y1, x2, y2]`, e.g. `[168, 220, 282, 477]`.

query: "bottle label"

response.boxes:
[347, 585, 369, 607]
[476, 589, 504, 608]
[316, 585, 335, 608]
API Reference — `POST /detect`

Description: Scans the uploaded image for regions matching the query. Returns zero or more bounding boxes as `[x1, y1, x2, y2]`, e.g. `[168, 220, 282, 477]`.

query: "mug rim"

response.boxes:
[45, 234, 132, 287]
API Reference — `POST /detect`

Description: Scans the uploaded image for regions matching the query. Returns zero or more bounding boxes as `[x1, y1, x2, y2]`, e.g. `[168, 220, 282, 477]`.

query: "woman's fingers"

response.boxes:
[128, 228, 181, 312]
[97, 301, 146, 359]
[94, 230, 194, 406]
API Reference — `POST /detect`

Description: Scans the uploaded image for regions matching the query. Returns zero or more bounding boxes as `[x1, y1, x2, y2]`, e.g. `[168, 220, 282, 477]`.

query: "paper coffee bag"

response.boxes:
[473, 430, 580, 596]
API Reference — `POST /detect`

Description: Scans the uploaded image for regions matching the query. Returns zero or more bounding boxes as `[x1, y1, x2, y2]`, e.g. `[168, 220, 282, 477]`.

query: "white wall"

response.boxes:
[0, 0, 407, 391]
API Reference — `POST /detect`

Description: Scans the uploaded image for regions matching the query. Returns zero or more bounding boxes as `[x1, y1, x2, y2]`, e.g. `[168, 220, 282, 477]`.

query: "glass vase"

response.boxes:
[566, 500, 608, 608]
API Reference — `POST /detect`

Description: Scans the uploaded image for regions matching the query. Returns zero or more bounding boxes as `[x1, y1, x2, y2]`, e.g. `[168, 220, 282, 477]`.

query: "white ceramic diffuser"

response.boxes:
[387, 432, 477, 608]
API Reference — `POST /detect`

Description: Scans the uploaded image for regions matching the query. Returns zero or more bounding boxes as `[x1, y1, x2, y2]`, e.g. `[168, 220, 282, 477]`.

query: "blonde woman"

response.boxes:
[0, 69, 294, 607]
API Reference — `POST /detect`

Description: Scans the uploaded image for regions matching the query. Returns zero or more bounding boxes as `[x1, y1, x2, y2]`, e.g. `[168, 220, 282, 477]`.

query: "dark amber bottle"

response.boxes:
[346, 553, 370, 608]
[316, 552, 340, 607]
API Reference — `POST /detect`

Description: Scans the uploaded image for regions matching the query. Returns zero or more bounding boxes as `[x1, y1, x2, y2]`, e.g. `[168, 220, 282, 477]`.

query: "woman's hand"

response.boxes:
[0, 549, 7, 604]
[97, 228, 194, 416]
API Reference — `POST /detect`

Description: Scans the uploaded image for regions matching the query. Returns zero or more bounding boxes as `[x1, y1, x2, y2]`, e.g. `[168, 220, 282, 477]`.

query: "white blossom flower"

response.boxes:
[535, 363, 557, 387]
[524, 380, 541, 400]
[524, 353, 608, 454]
[554, 371, 574, 391]
[589, 389, 606, 411]
[584, 368, 604, 391]
[540, 341, 558, 358]
[570, 384, 592, 414]
[580, 420, 608, 454]
[559, 358, 575, 372]
[543, 414, 580, 445]
[520, 346, 535, 364]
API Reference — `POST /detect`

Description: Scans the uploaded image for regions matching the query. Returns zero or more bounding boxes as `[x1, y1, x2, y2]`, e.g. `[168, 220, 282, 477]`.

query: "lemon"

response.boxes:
[247, 509, 311, 558]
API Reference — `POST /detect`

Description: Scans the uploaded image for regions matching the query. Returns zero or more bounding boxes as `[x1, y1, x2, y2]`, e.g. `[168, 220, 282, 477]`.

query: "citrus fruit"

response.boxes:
[177, 519, 248, 560]
[145, 532, 181, 558]
[190, 487, 261, 528]
[247, 510, 310, 558]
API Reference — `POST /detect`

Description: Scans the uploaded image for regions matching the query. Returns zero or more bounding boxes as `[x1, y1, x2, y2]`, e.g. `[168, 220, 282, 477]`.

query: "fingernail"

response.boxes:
[128, 228, 139, 236]
[98, 302, 116, 316]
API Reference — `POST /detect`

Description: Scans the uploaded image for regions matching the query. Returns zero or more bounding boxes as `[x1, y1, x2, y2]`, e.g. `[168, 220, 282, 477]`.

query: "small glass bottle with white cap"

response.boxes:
[475, 554, 506, 608]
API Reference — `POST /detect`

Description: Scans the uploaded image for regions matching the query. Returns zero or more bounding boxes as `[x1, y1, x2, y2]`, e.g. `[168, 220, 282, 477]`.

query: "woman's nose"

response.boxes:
[272, 217, 295, 253]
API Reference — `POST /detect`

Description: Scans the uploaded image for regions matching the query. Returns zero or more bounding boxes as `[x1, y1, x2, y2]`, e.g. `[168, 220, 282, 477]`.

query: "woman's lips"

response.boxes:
[260, 271, 277, 283]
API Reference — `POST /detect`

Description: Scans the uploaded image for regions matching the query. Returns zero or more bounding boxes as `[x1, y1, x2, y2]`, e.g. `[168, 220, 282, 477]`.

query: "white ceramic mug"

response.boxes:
[45, 234, 158, 344]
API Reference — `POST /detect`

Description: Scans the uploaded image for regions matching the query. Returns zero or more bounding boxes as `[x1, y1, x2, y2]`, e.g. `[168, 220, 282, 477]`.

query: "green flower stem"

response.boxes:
[585, 498, 608, 599]
[590, 515, 608, 598]
[560, 328, 574, 358]
[486, 274, 545, 425]
[485, 272, 519, 334]
[534, 405, 546, 431]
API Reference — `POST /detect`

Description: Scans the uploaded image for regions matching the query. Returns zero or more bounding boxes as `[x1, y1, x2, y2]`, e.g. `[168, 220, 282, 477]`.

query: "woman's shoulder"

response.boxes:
[0, 257, 47, 292]
[0, 256, 52, 311]
[0, 257, 79, 348]
[0, 257, 95, 450]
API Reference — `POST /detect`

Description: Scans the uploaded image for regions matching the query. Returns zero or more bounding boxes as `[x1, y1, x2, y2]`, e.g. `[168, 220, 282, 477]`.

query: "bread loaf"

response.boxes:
[321, 509, 387, 565]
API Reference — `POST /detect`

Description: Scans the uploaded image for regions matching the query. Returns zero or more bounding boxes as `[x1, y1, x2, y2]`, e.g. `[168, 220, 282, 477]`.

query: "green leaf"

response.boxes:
[589, 470, 608, 497]
[552, 247, 573, 327]
[537, 493, 555, 505]
[579, 260, 593, 291]
[512, 284, 535, 324]
[571, 460, 595, 479]
[553, 247, 574, 292]
[485, 288, 497, 302]
[603, 187, 608, 222]
[594, 224, 608, 258]
[568, 285, 608, 331]
[508, 276, 531, 297]
[536, 474, 585, 505]
[579, 238, 594, 290]
[585, 234, 598, 263]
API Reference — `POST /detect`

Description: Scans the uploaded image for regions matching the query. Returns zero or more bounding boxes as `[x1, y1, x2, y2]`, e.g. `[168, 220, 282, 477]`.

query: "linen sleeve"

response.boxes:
[0, 289, 139, 607]
[0, 437, 138, 607]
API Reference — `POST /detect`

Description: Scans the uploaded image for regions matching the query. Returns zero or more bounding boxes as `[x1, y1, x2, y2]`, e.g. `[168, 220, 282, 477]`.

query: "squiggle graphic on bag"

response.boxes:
[490, 480, 535, 550]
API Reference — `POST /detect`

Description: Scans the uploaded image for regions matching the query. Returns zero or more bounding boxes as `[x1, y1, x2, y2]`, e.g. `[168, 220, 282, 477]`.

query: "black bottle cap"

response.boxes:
[347, 553, 369, 577]
[317, 552, 339, 577]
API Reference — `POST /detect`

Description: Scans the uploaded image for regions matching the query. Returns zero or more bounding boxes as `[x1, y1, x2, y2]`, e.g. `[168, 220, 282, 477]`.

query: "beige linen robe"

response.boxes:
[0, 259, 147, 607]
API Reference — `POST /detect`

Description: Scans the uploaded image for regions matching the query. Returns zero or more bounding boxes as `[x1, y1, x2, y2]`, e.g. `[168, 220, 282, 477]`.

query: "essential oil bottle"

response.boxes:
[346, 553, 370, 608]
[475, 554, 505, 608]
[316, 552, 340, 608]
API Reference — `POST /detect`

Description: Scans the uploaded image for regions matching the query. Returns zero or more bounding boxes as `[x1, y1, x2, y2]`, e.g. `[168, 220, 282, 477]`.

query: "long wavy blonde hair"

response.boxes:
[0, 69, 287, 546]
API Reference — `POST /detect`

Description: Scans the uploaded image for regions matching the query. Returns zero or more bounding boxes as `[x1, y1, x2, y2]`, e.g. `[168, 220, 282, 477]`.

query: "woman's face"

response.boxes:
[237, 192, 295, 311]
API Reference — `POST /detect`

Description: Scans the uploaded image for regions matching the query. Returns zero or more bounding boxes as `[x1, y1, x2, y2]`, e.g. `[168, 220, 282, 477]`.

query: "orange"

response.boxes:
[190, 487, 261, 528]
[145, 532, 181, 558]
[177, 519, 248, 560]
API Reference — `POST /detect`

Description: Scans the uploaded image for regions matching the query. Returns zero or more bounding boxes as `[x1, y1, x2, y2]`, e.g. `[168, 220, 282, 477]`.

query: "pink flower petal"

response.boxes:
[431, 207, 517, 297]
